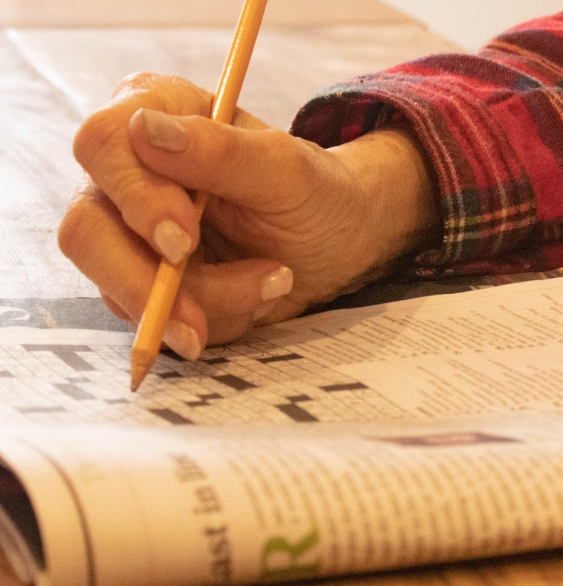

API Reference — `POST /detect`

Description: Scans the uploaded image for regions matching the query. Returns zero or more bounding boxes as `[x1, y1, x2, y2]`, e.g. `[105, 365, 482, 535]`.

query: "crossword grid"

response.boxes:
[0, 338, 409, 427]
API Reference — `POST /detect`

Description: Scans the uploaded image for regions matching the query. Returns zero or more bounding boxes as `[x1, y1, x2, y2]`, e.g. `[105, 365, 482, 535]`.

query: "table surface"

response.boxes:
[1, 1, 562, 584]
[0, 16, 457, 301]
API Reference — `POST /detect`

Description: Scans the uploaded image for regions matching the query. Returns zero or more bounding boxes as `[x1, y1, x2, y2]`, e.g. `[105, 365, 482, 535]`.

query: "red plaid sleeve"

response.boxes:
[290, 13, 563, 279]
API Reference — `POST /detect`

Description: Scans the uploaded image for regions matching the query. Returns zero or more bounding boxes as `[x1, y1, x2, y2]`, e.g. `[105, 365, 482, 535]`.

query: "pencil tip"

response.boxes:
[130, 349, 155, 392]
[130, 377, 143, 393]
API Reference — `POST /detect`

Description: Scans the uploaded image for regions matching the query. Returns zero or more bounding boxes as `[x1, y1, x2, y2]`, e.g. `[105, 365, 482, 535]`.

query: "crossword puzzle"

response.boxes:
[0, 336, 409, 427]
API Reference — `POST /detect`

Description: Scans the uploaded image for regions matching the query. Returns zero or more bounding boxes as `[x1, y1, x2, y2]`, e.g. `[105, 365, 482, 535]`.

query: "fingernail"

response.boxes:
[142, 109, 189, 152]
[163, 321, 201, 361]
[154, 220, 192, 265]
[260, 266, 293, 301]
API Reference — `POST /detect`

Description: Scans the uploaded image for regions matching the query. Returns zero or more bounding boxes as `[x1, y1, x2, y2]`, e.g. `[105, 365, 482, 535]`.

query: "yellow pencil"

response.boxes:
[131, 0, 269, 391]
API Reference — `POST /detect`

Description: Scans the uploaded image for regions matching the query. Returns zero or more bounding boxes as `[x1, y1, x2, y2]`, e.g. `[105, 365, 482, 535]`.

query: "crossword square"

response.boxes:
[24, 345, 96, 371]
[53, 382, 95, 400]
[186, 393, 223, 408]
[321, 382, 369, 392]
[202, 357, 229, 365]
[160, 350, 186, 362]
[213, 374, 257, 392]
[149, 409, 194, 425]
[258, 353, 303, 364]
[276, 403, 318, 422]
[288, 394, 312, 403]
[159, 371, 183, 379]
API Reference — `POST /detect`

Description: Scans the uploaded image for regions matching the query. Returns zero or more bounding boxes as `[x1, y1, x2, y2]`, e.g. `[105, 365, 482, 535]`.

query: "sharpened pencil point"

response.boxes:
[130, 349, 156, 392]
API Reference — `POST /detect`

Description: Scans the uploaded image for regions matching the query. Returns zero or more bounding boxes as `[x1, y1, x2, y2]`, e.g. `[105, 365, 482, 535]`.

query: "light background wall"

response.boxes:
[384, 0, 562, 51]
[3, 0, 560, 51]
[0, 0, 406, 27]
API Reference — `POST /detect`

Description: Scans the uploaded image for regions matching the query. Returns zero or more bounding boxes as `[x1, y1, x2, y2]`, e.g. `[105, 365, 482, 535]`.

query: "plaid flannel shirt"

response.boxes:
[290, 13, 563, 280]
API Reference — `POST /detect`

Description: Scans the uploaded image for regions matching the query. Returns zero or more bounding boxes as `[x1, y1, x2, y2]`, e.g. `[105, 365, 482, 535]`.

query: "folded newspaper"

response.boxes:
[0, 278, 562, 586]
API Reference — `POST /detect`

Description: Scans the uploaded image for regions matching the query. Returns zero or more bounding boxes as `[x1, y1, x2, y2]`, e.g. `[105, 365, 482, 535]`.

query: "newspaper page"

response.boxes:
[1, 412, 563, 586]
[0, 278, 562, 428]
[1, 279, 563, 585]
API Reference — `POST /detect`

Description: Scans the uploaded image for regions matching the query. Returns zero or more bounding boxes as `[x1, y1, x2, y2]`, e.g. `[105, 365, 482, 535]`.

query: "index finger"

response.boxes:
[72, 73, 212, 264]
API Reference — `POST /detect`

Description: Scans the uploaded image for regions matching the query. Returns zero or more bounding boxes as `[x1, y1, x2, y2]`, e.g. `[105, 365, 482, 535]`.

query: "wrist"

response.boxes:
[335, 127, 442, 272]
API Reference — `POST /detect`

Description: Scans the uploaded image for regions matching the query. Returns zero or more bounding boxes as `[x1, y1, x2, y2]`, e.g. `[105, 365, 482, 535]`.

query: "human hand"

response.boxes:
[59, 73, 441, 359]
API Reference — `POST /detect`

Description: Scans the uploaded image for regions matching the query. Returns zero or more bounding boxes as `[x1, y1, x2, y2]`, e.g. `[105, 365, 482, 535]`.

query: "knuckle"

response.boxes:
[58, 197, 99, 262]
[57, 208, 80, 260]
[112, 174, 148, 227]
[171, 79, 213, 116]
[73, 107, 123, 169]
[111, 71, 157, 98]
[113, 73, 212, 116]
[113, 189, 137, 223]
[58, 182, 115, 264]
[73, 110, 150, 231]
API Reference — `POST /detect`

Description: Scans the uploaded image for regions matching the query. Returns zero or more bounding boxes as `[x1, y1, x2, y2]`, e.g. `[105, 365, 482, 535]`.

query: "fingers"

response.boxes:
[127, 108, 391, 313]
[73, 74, 213, 265]
[177, 260, 293, 346]
[101, 259, 297, 347]
[58, 179, 208, 359]
[128, 108, 331, 212]
[100, 292, 132, 322]
[58, 179, 294, 354]
[63, 72, 300, 358]
[72, 73, 272, 266]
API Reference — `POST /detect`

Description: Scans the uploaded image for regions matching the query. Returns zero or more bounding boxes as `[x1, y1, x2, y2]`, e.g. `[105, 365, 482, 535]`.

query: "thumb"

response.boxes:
[128, 108, 328, 212]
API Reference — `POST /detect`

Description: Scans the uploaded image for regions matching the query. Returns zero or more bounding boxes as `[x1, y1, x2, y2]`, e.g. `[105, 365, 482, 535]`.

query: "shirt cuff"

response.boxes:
[289, 60, 537, 273]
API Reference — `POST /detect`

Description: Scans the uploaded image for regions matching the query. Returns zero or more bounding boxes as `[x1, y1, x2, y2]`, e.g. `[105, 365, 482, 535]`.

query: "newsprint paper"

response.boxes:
[0, 278, 562, 586]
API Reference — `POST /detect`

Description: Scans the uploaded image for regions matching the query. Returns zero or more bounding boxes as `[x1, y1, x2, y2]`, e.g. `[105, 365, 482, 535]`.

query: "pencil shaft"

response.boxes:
[134, 258, 187, 359]
[213, 0, 268, 123]
[131, 0, 269, 390]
